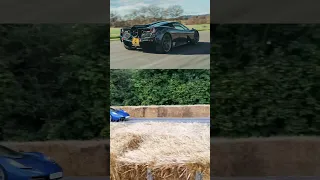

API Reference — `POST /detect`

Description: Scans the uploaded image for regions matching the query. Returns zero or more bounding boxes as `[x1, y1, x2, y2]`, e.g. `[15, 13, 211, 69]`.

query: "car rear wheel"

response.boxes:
[157, 33, 172, 53]
[0, 166, 6, 180]
[190, 31, 199, 45]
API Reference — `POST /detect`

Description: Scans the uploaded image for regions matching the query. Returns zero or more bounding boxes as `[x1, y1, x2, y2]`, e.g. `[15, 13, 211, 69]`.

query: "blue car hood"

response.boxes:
[110, 111, 123, 118]
[115, 109, 129, 117]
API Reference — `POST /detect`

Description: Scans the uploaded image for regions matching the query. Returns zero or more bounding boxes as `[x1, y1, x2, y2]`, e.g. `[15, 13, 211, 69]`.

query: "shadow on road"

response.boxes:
[136, 42, 210, 55]
[167, 42, 210, 55]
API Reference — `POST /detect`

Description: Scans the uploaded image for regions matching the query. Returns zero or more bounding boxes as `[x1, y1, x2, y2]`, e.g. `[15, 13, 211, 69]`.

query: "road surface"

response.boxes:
[120, 117, 210, 124]
[110, 31, 210, 69]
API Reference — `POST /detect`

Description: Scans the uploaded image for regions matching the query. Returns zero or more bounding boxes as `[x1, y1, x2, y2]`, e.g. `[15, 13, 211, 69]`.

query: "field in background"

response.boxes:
[110, 122, 210, 180]
[110, 24, 210, 40]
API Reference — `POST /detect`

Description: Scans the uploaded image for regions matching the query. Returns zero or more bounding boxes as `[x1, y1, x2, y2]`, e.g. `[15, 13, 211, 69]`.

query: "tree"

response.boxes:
[167, 5, 184, 19]
[146, 5, 164, 20]
[110, 11, 121, 27]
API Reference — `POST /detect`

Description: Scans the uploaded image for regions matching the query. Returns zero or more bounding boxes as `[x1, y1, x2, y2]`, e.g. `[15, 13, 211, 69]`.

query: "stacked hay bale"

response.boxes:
[110, 122, 210, 180]
[111, 105, 210, 118]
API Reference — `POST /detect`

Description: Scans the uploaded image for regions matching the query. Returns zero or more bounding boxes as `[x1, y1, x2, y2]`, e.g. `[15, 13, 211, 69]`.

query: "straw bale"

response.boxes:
[111, 105, 210, 118]
[110, 122, 210, 180]
[112, 106, 146, 117]
[144, 106, 160, 118]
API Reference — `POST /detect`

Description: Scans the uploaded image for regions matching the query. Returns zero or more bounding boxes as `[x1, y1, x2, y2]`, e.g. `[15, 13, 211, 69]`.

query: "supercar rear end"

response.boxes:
[121, 26, 158, 49]
[120, 26, 156, 43]
[141, 27, 157, 41]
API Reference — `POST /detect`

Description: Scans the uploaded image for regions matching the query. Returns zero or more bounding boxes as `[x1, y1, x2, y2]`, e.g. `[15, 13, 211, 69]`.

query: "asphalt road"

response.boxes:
[120, 117, 210, 124]
[110, 31, 210, 69]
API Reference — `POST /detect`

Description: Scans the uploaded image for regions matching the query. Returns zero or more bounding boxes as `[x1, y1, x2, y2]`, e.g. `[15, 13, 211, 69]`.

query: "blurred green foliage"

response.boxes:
[110, 69, 210, 106]
[0, 24, 109, 141]
[211, 24, 320, 137]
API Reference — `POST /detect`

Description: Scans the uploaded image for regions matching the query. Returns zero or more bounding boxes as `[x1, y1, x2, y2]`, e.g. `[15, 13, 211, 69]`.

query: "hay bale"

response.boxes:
[111, 105, 210, 118]
[144, 106, 160, 118]
[110, 122, 210, 180]
[113, 106, 146, 118]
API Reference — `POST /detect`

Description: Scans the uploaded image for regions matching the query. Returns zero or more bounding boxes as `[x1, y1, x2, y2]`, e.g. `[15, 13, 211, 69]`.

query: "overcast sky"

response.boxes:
[110, 0, 210, 16]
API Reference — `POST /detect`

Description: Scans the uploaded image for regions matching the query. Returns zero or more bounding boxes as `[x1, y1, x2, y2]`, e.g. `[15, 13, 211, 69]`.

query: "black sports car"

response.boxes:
[120, 21, 200, 53]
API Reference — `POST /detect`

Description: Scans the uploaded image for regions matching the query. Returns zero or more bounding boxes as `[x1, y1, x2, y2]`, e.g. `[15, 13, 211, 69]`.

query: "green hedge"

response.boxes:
[0, 24, 109, 141]
[211, 24, 320, 137]
[110, 69, 210, 106]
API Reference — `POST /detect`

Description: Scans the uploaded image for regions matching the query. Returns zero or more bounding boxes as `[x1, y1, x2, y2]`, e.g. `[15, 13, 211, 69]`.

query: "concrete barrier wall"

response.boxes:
[3, 141, 110, 176]
[111, 105, 210, 118]
[211, 137, 320, 176]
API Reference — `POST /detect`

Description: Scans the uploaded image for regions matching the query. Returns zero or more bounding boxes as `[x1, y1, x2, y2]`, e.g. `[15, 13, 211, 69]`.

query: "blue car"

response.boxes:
[0, 145, 63, 180]
[110, 108, 130, 122]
